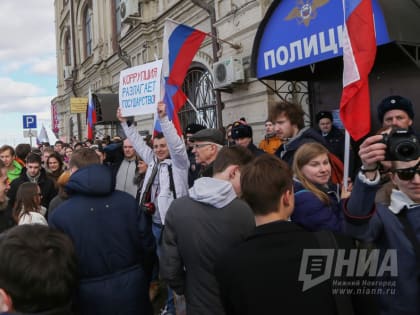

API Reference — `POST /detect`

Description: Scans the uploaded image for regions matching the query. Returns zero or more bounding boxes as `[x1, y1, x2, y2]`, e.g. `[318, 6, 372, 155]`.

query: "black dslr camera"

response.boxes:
[382, 128, 419, 161]
[140, 202, 156, 215]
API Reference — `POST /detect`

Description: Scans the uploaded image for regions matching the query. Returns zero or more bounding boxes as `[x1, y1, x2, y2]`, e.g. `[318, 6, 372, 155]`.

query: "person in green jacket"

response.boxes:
[0, 145, 23, 183]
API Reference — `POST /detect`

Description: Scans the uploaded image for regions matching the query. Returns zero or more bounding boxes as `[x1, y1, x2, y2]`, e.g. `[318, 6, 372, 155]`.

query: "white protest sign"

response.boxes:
[119, 59, 163, 116]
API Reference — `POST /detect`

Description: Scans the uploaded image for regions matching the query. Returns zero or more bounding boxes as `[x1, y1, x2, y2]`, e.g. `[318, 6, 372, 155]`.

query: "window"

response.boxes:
[84, 6, 93, 57]
[178, 67, 218, 129]
[115, 0, 122, 36]
[65, 33, 71, 66]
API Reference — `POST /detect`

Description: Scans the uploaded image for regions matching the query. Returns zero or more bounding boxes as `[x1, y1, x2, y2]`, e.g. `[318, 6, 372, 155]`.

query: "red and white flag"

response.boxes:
[340, 0, 377, 141]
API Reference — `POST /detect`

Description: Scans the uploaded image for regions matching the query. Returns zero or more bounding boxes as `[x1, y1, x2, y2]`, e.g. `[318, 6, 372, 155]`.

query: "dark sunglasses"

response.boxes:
[393, 161, 420, 181]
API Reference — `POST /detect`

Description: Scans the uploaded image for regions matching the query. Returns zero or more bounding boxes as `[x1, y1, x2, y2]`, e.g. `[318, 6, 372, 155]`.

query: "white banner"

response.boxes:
[119, 60, 163, 117]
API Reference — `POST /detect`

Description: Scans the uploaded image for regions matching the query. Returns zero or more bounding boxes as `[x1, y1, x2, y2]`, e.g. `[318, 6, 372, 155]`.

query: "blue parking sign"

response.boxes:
[23, 115, 37, 129]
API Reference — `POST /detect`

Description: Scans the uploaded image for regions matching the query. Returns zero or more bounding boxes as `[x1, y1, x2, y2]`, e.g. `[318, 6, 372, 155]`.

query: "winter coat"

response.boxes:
[292, 180, 344, 233]
[246, 142, 265, 157]
[258, 134, 282, 154]
[161, 177, 255, 315]
[275, 127, 332, 166]
[344, 173, 420, 315]
[121, 116, 189, 225]
[0, 201, 15, 233]
[49, 164, 154, 315]
[8, 168, 57, 210]
[318, 126, 345, 162]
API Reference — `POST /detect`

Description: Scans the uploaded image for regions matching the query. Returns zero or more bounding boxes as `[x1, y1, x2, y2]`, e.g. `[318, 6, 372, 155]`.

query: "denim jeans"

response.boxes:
[152, 222, 175, 313]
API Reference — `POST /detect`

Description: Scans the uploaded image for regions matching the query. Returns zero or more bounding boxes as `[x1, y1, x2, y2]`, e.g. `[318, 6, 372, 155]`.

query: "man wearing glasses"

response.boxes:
[344, 133, 420, 315]
[189, 128, 225, 179]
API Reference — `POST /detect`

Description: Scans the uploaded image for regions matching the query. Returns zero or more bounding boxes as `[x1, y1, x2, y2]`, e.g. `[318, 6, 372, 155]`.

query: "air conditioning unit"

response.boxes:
[213, 57, 244, 89]
[120, 0, 140, 24]
[63, 66, 73, 80]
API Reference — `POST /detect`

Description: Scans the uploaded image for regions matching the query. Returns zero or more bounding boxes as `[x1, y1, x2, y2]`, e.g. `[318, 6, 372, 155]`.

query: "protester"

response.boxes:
[0, 160, 14, 234]
[344, 133, 420, 315]
[0, 225, 78, 315]
[161, 146, 255, 315]
[46, 152, 65, 184]
[184, 123, 206, 187]
[49, 148, 154, 315]
[377, 95, 414, 130]
[272, 102, 333, 165]
[8, 153, 57, 211]
[190, 128, 224, 178]
[215, 155, 336, 314]
[292, 142, 350, 232]
[12, 182, 47, 226]
[258, 119, 282, 154]
[231, 120, 265, 156]
[316, 110, 345, 162]
[47, 170, 71, 219]
[14, 144, 31, 168]
[63, 146, 73, 168]
[0, 145, 22, 183]
[114, 138, 138, 198]
[118, 101, 189, 315]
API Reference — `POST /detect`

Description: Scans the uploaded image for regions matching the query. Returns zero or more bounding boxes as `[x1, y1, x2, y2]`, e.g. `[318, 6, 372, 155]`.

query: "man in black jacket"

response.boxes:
[0, 160, 14, 233]
[7, 153, 57, 211]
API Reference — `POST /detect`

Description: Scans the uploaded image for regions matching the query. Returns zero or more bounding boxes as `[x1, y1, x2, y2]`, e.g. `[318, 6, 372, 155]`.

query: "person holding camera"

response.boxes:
[117, 101, 189, 315]
[49, 148, 155, 315]
[343, 132, 420, 315]
[375, 95, 417, 205]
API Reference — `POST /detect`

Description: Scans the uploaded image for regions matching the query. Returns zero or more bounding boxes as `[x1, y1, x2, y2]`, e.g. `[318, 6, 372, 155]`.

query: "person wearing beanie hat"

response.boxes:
[184, 123, 206, 187]
[231, 121, 265, 157]
[315, 110, 345, 162]
[377, 95, 414, 129]
[258, 119, 282, 154]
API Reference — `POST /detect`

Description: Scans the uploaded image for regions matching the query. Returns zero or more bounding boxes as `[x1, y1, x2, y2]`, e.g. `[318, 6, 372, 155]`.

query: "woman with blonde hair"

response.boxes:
[13, 182, 47, 226]
[291, 142, 350, 232]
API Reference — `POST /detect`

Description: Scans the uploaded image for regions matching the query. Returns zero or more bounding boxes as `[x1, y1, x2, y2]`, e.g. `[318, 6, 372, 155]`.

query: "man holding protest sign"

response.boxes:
[117, 101, 189, 315]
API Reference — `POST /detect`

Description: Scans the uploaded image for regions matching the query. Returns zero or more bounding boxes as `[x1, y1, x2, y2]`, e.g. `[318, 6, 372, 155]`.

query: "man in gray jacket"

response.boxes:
[160, 145, 255, 315]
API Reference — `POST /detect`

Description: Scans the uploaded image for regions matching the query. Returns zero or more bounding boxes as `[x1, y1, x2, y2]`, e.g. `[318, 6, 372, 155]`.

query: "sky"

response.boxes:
[0, 0, 56, 147]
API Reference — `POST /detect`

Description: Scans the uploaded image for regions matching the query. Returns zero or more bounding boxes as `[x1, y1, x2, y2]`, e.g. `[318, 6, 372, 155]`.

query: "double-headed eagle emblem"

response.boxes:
[285, 0, 330, 26]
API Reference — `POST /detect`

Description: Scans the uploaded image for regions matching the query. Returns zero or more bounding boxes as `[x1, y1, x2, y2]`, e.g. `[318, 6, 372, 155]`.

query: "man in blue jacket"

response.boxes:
[50, 148, 154, 315]
[344, 133, 420, 315]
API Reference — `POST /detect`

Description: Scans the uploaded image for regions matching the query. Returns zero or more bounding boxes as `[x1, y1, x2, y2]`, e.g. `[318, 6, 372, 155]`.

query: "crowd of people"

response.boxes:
[0, 94, 418, 315]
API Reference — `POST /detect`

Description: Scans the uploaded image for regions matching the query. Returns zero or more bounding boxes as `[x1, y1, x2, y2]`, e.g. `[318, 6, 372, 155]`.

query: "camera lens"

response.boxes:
[395, 142, 418, 161]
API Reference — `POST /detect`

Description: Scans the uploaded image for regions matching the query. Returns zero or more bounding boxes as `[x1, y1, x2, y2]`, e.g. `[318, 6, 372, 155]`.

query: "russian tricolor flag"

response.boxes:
[154, 19, 207, 136]
[87, 87, 97, 140]
[340, 0, 377, 141]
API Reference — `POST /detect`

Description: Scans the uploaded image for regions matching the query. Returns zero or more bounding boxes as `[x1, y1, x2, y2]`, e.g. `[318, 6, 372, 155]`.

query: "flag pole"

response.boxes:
[343, 130, 351, 191]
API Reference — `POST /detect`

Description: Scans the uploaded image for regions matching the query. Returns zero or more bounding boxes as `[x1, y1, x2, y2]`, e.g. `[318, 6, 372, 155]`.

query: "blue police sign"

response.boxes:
[23, 115, 37, 129]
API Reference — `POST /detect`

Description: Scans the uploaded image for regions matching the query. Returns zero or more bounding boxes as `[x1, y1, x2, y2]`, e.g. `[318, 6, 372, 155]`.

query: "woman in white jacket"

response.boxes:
[13, 182, 48, 226]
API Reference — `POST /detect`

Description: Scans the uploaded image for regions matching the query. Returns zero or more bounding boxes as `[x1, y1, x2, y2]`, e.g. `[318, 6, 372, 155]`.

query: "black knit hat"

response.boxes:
[231, 121, 253, 139]
[184, 123, 206, 135]
[315, 111, 333, 124]
[377, 95, 414, 123]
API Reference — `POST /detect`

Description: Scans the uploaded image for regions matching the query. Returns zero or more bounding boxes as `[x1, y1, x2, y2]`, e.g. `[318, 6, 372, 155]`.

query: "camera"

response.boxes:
[382, 128, 419, 161]
[140, 202, 156, 215]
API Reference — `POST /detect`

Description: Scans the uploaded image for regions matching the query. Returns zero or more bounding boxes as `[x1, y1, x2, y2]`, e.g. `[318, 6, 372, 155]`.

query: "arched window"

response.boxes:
[65, 33, 71, 66]
[84, 5, 93, 58]
[178, 67, 217, 129]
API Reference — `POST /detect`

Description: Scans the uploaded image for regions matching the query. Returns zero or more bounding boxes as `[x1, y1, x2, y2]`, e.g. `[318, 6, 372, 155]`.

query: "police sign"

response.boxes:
[23, 115, 37, 129]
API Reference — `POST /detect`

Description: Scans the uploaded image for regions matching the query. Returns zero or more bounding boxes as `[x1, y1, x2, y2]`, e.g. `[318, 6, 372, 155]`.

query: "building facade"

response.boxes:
[52, 0, 305, 143]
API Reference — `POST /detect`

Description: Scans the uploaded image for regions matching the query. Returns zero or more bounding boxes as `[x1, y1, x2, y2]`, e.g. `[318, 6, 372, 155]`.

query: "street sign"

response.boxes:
[23, 130, 38, 138]
[23, 115, 37, 129]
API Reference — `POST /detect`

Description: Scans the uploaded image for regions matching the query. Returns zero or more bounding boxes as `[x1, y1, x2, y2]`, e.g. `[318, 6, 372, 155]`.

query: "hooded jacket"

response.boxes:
[121, 116, 189, 225]
[49, 164, 153, 315]
[7, 160, 23, 183]
[160, 177, 255, 315]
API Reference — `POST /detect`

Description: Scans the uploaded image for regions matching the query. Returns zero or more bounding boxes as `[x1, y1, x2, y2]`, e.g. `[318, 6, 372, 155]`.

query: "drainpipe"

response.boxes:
[191, 0, 223, 129]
